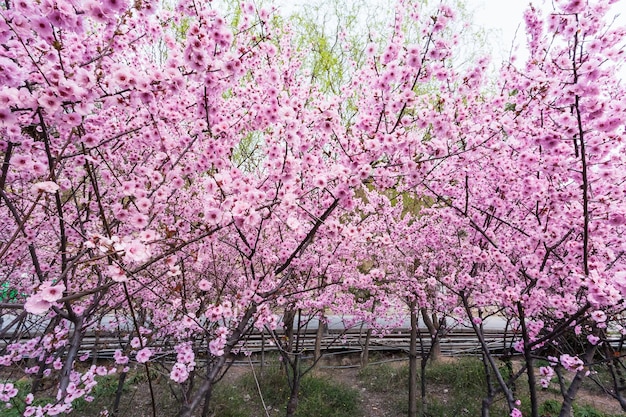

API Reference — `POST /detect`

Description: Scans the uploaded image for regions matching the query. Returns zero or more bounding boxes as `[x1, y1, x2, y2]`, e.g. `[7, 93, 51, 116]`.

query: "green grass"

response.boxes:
[539, 399, 622, 417]
[5, 357, 621, 417]
[211, 364, 362, 417]
[357, 362, 409, 393]
[425, 358, 508, 417]
[357, 358, 496, 416]
[357, 358, 621, 417]
[1, 362, 359, 417]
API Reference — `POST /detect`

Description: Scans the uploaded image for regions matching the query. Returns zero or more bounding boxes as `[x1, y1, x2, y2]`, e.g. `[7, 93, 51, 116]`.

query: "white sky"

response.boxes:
[274, 0, 626, 61]
[475, 0, 626, 79]
[475, 0, 626, 53]
[270, 0, 626, 81]
[473, 0, 530, 63]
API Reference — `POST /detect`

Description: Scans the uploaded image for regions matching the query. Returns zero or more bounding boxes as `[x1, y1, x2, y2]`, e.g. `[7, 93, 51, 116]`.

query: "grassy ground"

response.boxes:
[356, 356, 623, 417]
[2, 356, 623, 416]
[210, 364, 361, 417]
[357, 357, 512, 416]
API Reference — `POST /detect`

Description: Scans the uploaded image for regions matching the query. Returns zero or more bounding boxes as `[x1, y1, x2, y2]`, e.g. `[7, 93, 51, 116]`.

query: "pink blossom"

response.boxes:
[121, 181, 136, 196]
[40, 283, 65, 302]
[587, 334, 600, 345]
[135, 197, 151, 212]
[37, 92, 61, 113]
[31, 181, 60, 194]
[62, 112, 82, 127]
[198, 279, 212, 291]
[590, 310, 607, 323]
[0, 107, 15, 125]
[205, 207, 223, 225]
[113, 350, 129, 365]
[123, 240, 151, 263]
[560, 354, 584, 372]
[136, 348, 152, 363]
[130, 337, 142, 349]
[205, 305, 223, 322]
[129, 212, 149, 229]
[107, 265, 127, 282]
[103, 0, 129, 12]
[539, 366, 554, 378]
[209, 338, 225, 357]
[32, 162, 47, 176]
[139, 229, 159, 242]
[24, 294, 51, 315]
[23, 406, 37, 417]
[170, 363, 189, 383]
[85, 0, 110, 22]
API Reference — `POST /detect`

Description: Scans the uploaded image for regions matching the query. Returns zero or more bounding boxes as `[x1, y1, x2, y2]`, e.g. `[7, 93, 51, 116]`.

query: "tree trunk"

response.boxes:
[409, 301, 419, 417]
[420, 308, 441, 362]
[480, 351, 496, 417]
[283, 308, 296, 353]
[518, 303, 539, 417]
[605, 341, 626, 411]
[559, 345, 597, 417]
[111, 371, 127, 417]
[285, 369, 301, 417]
[177, 305, 257, 417]
[461, 292, 516, 412]
[200, 380, 213, 417]
[261, 330, 266, 376]
[313, 314, 324, 367]
[420, 353, 428, 417]
[361, 328, 372, 368]
[59, 316, 84, 398]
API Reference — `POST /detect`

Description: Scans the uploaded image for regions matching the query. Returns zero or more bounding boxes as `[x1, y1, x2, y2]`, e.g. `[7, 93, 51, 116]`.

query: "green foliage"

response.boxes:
[209, 383, 252, 417]
[230, 131, 265, 172]
[288, 0, 379, 94]
[171, 16, 191, 42]
[539, 399, 562, 416]
[0, 281, 19, 301]
[239, 364, 287, 406]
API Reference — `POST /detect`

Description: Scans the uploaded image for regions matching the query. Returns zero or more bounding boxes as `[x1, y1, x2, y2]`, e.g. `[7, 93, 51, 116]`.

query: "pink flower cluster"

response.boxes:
[560, 354, 585, 373]
[135, 347, 152, 364]
[0, 382, 18, 402]
[208, 326, 229, 356]
[539, 366, 554, 388]
[24, 281, 66, 315]
[170, 343, 196, 383]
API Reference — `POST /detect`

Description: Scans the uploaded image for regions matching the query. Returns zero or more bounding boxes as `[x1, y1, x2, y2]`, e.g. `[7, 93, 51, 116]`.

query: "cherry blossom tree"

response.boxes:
[0, 1, 359, 415]
[0, 0, 458, 415]
[412, 1, 626, 416]
[0, 1, 624, 417]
